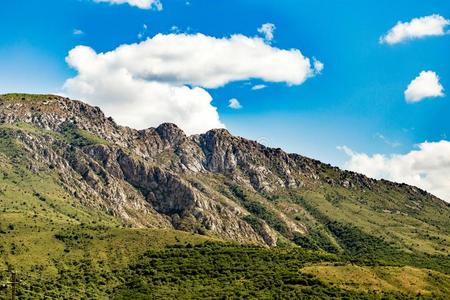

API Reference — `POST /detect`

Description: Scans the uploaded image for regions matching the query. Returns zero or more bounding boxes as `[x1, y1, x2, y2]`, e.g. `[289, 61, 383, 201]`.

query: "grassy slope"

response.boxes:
[0, 135, 211, 298]
[0, 93, 54, 102]
[299, 187, 450, 255]
[0, 119, 449, 298]
[112, 243, 450, 299]
[205, 174, 450, 260]
[301, 264, 450, 297]
[198, 170, 450, 258]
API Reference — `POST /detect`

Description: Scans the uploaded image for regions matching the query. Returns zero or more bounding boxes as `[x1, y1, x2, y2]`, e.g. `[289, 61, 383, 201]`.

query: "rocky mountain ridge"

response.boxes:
[0, 93, 448, 249]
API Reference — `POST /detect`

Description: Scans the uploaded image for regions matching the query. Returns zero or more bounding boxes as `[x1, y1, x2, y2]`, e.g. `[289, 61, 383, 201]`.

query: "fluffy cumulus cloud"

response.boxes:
[64, 33, 321, 134]
[380, 14, 449, 44]
[228, 98, 242, 109]
[339, 141, 450, 202]
[404, 71, 444, 103]
[94, 0, 163, 10]
[258, 23, 276, 42]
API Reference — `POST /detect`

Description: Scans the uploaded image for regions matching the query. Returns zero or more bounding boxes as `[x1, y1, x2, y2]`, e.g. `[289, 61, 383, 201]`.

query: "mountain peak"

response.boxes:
[204, 128, 231, 136]
[155, 122, 187, 144]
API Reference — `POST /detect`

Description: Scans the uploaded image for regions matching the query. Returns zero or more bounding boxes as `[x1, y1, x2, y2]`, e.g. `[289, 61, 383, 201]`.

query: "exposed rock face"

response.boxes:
[0, 94, 446, 246]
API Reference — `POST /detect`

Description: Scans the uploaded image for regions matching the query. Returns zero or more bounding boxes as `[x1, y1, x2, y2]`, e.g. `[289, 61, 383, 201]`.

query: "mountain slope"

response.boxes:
[0, 93, 448, 250]
[0, 93, 449, 298]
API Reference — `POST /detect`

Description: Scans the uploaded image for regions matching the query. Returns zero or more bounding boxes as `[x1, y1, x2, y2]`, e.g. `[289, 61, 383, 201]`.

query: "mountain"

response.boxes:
[0, 93, 449, 299]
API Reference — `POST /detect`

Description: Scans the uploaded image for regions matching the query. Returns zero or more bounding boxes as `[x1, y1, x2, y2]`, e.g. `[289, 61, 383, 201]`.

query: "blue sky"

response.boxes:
[1, 0, 450, 200]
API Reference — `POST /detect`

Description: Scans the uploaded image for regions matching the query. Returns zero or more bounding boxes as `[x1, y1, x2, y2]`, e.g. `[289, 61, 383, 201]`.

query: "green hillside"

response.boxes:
[0, 126, 448, 299]
[0, 95, 449, 299]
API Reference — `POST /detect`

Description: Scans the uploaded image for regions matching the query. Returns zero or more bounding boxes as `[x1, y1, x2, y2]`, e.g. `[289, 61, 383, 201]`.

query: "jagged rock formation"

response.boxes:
[0, 94, 449, 250]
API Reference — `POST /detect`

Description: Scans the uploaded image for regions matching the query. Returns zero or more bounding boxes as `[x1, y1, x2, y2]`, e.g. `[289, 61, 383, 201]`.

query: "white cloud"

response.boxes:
[64, 33, 320, 134]
[94, 0, 163, 10]
[228, 98, 242, 109]
[404, 71, 444, 103]
[73, 33, 315, 89]
[380, 14, 449, 44]
[252, 84, 267, 90]
[312, 58, 324, 74]
[73, 29, 84, 35]
[64, 46, 222, 135]
[258, 23, 276, 42]
[339, 141, 450, 202]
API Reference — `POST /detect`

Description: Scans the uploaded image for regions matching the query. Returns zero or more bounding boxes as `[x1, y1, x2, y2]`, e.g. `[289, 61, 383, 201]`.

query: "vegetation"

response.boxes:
[0, 93, 56, 102]
[231, 186, 290, 236]
[2, 145, 448, 298]
[5, 234, 447, 299]
[113, 243, 385, 299]
[60, 122, 109, 147]
[0, 95, 449, 298]
[290, 193, 450, 274]
[302, 264, 450, 297]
